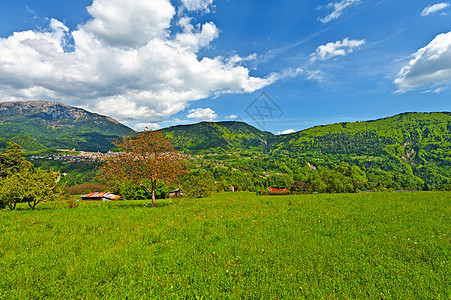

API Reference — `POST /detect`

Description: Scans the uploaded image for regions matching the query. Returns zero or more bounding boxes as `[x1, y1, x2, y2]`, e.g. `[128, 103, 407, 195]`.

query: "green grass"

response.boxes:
[0, 192, 450, 299]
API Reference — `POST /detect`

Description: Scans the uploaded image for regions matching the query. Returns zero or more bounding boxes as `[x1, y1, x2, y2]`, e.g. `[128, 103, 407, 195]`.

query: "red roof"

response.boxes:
[267, 188, 289, 192]
[81, 192, 121, 200]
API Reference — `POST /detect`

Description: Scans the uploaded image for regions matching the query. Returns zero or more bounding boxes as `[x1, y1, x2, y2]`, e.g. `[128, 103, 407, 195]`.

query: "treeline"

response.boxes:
[192, 153, 447, 193]
[29, 147, 450, 195]
[31, 159, 99, 186]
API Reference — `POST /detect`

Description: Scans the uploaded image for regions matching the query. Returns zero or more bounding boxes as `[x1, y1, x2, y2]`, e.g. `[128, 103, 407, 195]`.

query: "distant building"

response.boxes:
[267, 188, 290, 195]
[81, 192, 121, 201]
[229, 186, 235, 192]
[169, 188, 182, 198]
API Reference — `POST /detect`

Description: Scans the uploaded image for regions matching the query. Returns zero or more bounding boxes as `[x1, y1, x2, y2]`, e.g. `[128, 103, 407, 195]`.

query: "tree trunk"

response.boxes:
[139, 182, 156, 208]
[151, 180, 156, 207]
[28, 200, 38, 210]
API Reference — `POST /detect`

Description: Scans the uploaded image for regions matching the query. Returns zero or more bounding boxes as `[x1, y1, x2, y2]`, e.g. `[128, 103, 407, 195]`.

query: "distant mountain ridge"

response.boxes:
[0, 101, 132, 152]
[162, 112, 451, 152]
[161, 121, 274, 151]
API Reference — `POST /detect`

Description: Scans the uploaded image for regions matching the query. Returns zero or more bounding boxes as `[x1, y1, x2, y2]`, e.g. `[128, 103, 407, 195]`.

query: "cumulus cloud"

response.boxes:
[319, 0, 360, 24]
[394, 31, 451, 93]
[176, 17, 219, 52]
[310, 38, 365, 61]
[0, 0, 283, 124]
[278, 129, 296, 135]
[421, 3, 450, 16]
[181, 0, 214, 13]
[83, 0, 175, 48]
[186, 108, 218, 121]
[226, 114, 238, 120]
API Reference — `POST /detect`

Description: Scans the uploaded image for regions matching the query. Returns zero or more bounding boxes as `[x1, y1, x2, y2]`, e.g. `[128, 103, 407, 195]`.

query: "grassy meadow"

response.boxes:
[0, 192, 449, 299]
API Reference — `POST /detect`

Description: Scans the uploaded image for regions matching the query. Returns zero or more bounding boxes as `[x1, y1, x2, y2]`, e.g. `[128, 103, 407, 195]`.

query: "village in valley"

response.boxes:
[29, 149, 121, 163]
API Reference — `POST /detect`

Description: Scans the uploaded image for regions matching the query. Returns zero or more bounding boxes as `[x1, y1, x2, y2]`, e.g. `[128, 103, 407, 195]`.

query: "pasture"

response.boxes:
[0, 192, 449, 299]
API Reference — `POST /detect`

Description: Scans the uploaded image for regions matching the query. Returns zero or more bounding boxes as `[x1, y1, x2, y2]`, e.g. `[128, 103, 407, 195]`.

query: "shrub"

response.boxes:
[290, 181, 314, 194]
[372, 183, 394, 192]
[184, 173, 215, 198]
[67, 198, 80, 209]
[112, 181, 170, 200]
[434, 184, 451, 191]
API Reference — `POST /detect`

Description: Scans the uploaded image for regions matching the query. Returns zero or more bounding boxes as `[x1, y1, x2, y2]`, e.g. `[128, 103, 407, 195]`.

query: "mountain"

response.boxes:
[0, 101, 133, 152]
[162, 112, 451, 154]
[161, 121, 274, 151]
[272, 112, 451, 161]
[160, 112, 451, 187]
[271, 112, 451, 185]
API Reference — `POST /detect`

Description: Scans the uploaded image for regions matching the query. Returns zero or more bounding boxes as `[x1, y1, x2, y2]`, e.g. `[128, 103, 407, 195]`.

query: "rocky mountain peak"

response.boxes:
[0, 100, 110, 122]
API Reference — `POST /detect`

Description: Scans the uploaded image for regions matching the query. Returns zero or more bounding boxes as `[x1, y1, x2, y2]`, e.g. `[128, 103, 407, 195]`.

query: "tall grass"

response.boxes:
[0, 192, 449, 298]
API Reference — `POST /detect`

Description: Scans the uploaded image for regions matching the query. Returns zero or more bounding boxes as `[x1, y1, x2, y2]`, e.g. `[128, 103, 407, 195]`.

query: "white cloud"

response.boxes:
[186, 108, 218, 121]
[0, 0, 283, 124]
[181, 0, 214, 13]
[432, 86, 448, 93]
[306, 70, 325, 82]
[226, 115, 238, 120]
[176, 18, 219, 52]
[311, 38, 365, 61]
[421, 3, 450, 16]
[319, 0, 360, 24]
[394, 31, 451, 93]
[134, 122, 161, 131]
[423, 86, 448, 94]
[83, 0, 175, 48]
[278, 129, 296, 135]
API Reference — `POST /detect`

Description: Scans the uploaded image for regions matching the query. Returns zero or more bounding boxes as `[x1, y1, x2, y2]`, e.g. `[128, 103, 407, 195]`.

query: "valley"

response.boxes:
[1, 101, 450, 191]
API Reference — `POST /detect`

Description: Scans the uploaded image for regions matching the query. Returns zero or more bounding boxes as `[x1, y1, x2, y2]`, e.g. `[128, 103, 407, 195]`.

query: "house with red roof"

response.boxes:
[81, 192, 121, 201]
[267, 188, 290, 195]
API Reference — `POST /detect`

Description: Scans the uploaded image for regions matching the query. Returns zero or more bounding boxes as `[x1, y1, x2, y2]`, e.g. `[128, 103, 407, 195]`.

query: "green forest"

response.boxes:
[160, 112, 451, 192]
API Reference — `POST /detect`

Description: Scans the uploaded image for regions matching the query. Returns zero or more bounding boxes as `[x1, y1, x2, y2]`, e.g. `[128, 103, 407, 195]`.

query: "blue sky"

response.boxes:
[0, 0, 450, 134]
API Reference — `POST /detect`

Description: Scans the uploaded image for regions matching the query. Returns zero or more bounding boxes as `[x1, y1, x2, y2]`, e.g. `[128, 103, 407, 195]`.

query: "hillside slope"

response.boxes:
[0, 101, 133, 152]
[266, 112, 451, 186]
[161, 121, 274, 151]
[161, 112, 451, 187]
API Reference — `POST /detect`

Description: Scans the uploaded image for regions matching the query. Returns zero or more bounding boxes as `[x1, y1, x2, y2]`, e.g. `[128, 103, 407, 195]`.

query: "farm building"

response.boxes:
[81, 192, 121, 201]
[169, 188, 182, 198]
[267, 188, 290, 195]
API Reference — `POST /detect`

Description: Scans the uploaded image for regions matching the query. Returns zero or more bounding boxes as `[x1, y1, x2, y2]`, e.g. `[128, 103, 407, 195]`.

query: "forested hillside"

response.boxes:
[270, 112, 451, 187]
[161, 121, 273, 151]
[162, 112, 451, 190]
